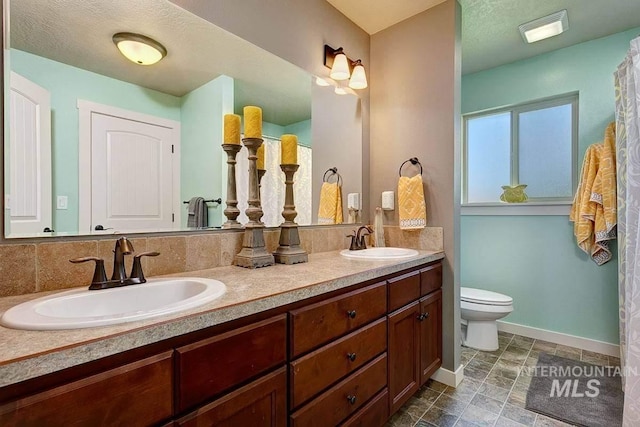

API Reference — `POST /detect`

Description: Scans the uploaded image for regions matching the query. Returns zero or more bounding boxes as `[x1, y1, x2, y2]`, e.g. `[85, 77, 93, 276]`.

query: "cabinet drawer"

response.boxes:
[290, 282, 386, 358]
[176, 367, 287, 427]
[0, 351, 173, 427]
[176, 314, 287, 412]
[420, 262, 442, 296]
[388, 271, 420, 312]
[341, 388, 389, 427]
[290, 317, 387, 409]
[290, 353, 387, 427]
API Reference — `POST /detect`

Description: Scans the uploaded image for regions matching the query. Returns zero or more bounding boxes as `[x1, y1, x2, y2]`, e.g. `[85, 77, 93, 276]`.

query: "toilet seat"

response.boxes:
[461, 287, 513, 306]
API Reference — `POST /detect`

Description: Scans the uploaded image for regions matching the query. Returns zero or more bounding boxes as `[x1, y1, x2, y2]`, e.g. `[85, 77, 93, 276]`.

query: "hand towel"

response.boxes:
[398, 174, 427, 230]
[187, 197, 208, 228]
[317, 182, 343, 224]
[570, 124, 617, 266]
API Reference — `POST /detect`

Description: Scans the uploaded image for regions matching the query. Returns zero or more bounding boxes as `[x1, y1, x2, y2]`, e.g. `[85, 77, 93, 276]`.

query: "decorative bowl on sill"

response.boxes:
[500, 184, 528, 203]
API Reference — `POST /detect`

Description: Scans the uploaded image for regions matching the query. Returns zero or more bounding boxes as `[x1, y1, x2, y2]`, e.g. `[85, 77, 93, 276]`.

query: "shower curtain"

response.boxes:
[614, 35, 640, 426]
[236, 136, 312, 227]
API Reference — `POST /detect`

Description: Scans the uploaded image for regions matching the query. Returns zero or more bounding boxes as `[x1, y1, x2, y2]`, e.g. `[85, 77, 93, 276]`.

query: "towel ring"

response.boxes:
[399, 157, 423, 177]
[323, 167, 342, 186]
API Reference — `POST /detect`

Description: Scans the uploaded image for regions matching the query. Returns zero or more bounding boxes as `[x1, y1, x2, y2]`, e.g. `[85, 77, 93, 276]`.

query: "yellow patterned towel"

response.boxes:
[398, 174, 426, 230]
[317, 182, 343, 224]
[570, 123, 617, 265]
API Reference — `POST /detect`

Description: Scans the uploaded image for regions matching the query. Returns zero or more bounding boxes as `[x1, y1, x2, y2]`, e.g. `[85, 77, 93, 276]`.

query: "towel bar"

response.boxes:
[182, 198, 222, 205]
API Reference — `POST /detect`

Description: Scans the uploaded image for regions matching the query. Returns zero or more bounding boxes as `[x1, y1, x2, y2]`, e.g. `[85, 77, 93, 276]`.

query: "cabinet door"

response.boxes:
[419, 290, 443, 385]
[176, 314, 287, 412]
[0, 351, 173, 427]
[176, 367, 287, 427]
[387, 301, 420, 415]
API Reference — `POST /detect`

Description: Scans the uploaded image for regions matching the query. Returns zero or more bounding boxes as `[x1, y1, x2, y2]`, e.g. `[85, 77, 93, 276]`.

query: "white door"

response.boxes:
[8, 72, 52, 236]
[90, 112, 177, 232]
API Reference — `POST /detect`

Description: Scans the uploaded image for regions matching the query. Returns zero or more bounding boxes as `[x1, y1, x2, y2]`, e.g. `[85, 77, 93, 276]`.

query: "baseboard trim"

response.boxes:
[497, 321, 620, 357]
[431, 363, 464, 387]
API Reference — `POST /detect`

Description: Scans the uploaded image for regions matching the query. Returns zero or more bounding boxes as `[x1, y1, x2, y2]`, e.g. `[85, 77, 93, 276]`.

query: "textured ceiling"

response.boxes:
[326, 0, 447, 34]
[326, 0, 640, 75]
[10, 0, 311, 125]
[460, 0, 640, 75]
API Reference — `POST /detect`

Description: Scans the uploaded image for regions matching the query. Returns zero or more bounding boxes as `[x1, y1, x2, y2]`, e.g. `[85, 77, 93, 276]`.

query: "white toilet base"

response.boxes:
[462, 320, 499, 351]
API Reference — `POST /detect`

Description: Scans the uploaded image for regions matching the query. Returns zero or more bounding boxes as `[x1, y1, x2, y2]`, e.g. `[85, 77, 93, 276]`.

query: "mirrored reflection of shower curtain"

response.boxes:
[237, 136, 312, 227]
[614, 35, 640, 426]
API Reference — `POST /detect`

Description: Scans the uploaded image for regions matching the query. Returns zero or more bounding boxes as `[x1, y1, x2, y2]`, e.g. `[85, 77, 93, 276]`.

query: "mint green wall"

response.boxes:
[10, 49, 182, 233]
[180, 75, 234, 228]
[261, 121, 285, 139]
[285, 119, 312, 147]
[461, 28, 640, 344]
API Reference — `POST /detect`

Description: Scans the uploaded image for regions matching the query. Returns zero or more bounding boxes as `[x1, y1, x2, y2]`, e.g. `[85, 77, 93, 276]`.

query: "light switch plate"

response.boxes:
[56, 196, 68, 210]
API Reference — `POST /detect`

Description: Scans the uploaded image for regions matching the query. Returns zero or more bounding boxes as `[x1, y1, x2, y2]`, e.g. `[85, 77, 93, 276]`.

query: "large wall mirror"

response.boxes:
[3, 0, 363, 238]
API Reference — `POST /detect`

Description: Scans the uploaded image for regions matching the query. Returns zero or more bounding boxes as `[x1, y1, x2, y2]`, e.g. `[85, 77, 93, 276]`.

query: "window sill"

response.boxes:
[461, 201, 572, 216]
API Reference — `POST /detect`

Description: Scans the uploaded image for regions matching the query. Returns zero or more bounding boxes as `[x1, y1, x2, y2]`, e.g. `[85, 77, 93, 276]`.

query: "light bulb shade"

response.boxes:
[330, 52, 350, 81]
[315, 76, 331, 86]
[334, 86, 347, 95]
[348, 64, 368, 89]
[113, 33, 167, 65]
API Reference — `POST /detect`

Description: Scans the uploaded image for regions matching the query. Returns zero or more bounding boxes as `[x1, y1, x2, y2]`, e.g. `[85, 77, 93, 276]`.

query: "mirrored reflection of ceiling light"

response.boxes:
[335, 86, 348, 95]
[315, 77, 331, 86]
[518, 10, 568, 44]
[348, 60, 368, 90]
[113, 32, 167, 65]
[330, 49, 350, 81]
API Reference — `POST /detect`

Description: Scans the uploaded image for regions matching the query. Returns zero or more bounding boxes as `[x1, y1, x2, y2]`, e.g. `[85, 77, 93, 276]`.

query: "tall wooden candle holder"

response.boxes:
[222, 143, 243, 229]
[234, 138, 274, 268]
[257, 169, 266, 206]
[274, 164, 308, 264]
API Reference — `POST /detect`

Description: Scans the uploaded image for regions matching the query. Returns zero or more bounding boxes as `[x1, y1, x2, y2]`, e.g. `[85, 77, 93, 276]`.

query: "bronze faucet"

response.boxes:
[70, 237, 159, 290]
[347, 225, 373, 250]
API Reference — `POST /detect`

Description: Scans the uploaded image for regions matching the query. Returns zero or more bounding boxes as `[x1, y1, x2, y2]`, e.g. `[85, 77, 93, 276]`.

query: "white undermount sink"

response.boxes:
[340, 247, 420, 260]
[0, 277, 226, 330]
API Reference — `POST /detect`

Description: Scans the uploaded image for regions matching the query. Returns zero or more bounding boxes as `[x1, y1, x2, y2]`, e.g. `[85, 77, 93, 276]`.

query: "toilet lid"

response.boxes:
[461, 287, 513, 306]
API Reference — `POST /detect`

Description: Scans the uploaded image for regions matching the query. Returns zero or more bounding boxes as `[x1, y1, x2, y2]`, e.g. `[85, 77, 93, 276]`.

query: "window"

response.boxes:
[462, 94, 577, 205]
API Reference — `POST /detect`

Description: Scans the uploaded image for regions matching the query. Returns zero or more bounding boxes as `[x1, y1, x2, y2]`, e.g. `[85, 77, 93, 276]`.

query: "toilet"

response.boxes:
[460, 287, 513, 351]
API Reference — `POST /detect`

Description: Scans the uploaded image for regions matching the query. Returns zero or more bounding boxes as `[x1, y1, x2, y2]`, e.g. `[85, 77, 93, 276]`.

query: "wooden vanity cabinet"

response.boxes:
[387, 262, 443, 415]
[0, 259, 443, 427]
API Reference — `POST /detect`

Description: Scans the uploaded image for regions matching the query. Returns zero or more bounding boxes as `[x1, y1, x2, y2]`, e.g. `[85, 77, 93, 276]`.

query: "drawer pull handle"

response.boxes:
[417, 312, 429, 321]
[347, 352, 357, 362]
[347, 310, 357, 319]
[347, 395, 357, 405]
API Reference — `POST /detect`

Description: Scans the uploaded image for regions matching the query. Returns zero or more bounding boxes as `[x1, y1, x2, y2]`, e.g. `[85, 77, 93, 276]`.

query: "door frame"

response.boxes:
[77, 99, 181, 233]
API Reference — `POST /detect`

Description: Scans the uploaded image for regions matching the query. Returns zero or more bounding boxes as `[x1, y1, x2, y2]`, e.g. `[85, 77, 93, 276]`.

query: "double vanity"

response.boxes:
[0, 248, 444, 426]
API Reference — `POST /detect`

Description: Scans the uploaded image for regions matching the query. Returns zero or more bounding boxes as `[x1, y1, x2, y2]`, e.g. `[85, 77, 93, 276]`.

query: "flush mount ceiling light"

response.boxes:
[323, 44, 368, 90]
[519, 10, 568, 44]
[113, 32, 167, 65]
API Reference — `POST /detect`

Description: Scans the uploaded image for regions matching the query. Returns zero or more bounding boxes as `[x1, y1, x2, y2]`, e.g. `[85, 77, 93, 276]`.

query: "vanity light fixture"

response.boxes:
[518, 10, 568, 44]
[324, 45, 368, 89]
[315, 76, 331, 87]
[113, 32, 167, 65]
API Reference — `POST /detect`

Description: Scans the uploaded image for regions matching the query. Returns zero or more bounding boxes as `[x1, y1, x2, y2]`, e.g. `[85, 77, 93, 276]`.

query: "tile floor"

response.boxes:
[386, 332, 620, 427]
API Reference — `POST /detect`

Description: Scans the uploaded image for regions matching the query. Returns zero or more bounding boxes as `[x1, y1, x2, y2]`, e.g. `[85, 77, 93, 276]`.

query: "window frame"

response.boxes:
[462, 92, 579, 206]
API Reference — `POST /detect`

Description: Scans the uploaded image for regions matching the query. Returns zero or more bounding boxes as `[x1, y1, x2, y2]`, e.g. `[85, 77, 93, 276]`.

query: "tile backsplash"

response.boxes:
[0, 225, 443, 297]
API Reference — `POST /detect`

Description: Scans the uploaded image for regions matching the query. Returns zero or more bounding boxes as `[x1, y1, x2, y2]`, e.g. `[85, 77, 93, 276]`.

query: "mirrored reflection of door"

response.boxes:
[90, 111, 177, 232]
[8, 72, 52, 236]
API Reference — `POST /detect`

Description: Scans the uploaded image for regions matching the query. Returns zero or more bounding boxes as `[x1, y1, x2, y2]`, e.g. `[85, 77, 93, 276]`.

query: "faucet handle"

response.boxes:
[69, 257, 108, 289]
[130, 251, 160, 283]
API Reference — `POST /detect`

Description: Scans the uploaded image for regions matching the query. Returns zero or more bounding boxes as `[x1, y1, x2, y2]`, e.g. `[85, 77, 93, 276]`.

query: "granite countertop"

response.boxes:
[0, 250, 444, 388]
